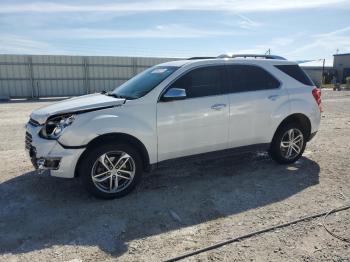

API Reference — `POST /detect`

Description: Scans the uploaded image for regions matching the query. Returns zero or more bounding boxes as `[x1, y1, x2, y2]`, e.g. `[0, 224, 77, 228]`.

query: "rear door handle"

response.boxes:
[211, 104, 226, 110]
[268, 95, 280, 101]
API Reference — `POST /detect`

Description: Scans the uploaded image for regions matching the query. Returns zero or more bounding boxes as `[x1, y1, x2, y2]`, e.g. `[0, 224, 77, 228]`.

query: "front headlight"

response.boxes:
[40, 114, 75, 139]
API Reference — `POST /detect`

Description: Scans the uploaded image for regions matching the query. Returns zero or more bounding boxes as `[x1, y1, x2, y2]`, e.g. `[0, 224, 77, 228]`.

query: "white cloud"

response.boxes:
[313, 25, 350, 38]
[40, 24, 235, 39]
[0, 35, 65, 54]
[233, 26, 350, 60]
[0, 0, 348, 13]
[233, 34, 302, 56]
[235, 13, 261, 29]
[0, 24, 236, 55]
[285, 26, 350, 59]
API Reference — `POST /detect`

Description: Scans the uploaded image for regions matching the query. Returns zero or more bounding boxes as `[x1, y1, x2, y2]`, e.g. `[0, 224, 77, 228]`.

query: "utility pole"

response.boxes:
[321, 58, 325, 87]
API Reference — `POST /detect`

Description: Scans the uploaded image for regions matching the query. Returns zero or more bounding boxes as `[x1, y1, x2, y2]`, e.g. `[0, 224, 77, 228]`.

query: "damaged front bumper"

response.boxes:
[25, 121, 85, 178]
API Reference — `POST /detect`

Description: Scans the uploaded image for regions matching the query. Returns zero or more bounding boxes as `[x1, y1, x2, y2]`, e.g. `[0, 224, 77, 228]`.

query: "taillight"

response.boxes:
[312, 88, 322, 112]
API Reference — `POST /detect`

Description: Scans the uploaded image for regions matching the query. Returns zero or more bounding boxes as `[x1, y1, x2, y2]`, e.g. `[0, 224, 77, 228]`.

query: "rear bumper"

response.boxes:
[25, 123, 84, 178]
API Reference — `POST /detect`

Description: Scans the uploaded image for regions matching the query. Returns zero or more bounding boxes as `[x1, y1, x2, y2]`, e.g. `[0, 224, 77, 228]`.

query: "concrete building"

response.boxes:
[333, 53, 350, 83]
[300, 58, 333, 87]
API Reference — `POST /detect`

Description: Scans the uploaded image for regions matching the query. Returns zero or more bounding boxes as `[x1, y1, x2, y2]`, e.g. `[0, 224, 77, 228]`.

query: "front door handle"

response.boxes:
[268, 95, 280, 101]
[211, 104, 227, 110]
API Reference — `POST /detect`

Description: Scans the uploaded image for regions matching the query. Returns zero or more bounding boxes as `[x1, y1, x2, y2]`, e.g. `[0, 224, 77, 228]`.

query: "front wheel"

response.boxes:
[78, 143, 143, 199]
[269, 123, 306, 164]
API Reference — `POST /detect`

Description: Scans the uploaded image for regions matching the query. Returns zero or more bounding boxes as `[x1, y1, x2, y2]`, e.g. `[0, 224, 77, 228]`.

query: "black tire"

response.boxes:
[269, 122, 307, 164]
[78, 143, 143, 199]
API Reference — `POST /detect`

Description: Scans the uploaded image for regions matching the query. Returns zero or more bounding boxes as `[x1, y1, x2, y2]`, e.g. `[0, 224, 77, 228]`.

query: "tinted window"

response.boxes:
[275, 65, 314, 86]
[169, 66, 223, 98]
[227, 65, 280, 93]
[112, 66, 178, 99]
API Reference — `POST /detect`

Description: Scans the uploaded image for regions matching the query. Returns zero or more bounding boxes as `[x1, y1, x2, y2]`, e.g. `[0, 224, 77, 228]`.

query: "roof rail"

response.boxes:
[218, 54, 287, 60]
[187, 56, 216, 60]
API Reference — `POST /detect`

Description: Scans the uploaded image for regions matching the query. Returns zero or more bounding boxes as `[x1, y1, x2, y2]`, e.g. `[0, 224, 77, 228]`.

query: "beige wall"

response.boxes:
[302, 67, 333, 87]
[302, 68, 323, 86]
[0, 55, 178, 99]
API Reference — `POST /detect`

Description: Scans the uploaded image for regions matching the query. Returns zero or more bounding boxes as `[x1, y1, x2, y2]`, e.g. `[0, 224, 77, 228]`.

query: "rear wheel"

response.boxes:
[78, 143, 142, 199]
[269, 123, 306, 164]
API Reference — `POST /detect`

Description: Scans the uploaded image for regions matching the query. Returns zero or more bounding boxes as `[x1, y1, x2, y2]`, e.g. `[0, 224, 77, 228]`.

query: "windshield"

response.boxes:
[111, 66, 179, 99]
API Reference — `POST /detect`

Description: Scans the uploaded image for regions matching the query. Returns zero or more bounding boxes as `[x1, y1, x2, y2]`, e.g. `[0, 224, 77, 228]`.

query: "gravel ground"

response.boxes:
[0, 90, 349, 262]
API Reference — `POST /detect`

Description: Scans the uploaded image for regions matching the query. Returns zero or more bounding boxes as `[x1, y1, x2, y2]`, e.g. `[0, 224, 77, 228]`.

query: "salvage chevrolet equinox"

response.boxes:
[25, 54, 321, 199]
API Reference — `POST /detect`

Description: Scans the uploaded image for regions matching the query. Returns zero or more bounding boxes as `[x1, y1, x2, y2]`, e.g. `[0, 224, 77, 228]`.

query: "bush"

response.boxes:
[346, 76, 350, 88]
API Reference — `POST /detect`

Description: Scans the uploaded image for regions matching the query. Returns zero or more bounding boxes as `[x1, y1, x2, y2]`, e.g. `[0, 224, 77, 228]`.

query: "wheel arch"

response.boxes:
[274, 113, 312, 141]
[75, 132, 151, 177]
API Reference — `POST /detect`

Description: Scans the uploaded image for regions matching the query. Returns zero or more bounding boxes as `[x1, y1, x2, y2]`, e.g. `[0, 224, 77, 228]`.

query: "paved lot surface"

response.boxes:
[0, 91, 349, 262]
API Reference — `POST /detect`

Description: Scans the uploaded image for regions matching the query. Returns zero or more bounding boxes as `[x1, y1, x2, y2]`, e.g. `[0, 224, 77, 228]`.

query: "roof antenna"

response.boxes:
[265, 48, 271, 55]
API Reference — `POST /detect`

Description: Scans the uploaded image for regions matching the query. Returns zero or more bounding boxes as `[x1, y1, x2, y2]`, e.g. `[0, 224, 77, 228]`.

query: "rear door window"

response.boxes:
[226, 64, 280, 93]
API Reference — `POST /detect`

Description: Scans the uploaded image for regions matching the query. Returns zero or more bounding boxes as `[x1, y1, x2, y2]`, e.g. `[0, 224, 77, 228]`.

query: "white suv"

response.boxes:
[25, 55, 322, 199]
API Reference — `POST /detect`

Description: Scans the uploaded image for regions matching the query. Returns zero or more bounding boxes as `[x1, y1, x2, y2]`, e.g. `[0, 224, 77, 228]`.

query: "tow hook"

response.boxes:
[36, 158, 61, 174]
[37, 159, 46, 174]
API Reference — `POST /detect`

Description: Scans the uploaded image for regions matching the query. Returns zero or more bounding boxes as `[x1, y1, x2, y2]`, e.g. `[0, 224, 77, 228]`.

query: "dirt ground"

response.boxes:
[0, 90, 349, 262]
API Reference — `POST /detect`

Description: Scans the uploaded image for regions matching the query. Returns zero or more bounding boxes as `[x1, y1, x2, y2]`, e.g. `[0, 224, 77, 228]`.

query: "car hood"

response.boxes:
[30, 93, 125, 124]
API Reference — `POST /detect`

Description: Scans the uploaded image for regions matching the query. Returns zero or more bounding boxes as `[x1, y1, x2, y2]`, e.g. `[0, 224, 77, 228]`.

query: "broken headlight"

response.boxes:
[40, 114, 75, 139]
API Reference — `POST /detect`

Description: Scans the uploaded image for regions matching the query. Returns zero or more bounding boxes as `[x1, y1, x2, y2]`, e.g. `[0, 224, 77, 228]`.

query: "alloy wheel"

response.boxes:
[280, 128, 304, 160]
[91, 151, 136, 193]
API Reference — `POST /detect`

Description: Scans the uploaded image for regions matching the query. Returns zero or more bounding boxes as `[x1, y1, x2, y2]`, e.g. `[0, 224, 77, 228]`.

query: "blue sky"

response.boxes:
[0, 0, 349, 60]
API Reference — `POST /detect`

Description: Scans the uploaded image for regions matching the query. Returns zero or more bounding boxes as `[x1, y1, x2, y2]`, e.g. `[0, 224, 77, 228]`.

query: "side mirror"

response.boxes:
[161, 88, 187, 102]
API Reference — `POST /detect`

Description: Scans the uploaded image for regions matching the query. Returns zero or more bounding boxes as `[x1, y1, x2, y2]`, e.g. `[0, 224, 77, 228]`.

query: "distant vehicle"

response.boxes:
[25, 54, 322, 199]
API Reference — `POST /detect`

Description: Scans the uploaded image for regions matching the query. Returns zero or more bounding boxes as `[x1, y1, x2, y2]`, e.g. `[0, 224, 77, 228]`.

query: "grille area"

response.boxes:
[25, 131, 33, 150]
[25, 131, 37, 168]
[28, 118, 40, 127]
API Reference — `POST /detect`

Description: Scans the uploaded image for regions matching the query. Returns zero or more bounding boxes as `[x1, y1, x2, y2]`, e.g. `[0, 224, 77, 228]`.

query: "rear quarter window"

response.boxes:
[275, 65, 314, 86]
[227, 64, 280, 93]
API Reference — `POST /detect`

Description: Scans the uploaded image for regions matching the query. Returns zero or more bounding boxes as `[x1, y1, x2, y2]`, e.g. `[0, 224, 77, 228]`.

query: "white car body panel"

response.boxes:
[157, 94, 229, 162]
[25, 57, 321, 179]
[224, 61, 291, 147]
[227, 87, 290, 147]
[287, 87, 321, 133]
[30, 93, 125, 125]
[25, 122, 84, 178]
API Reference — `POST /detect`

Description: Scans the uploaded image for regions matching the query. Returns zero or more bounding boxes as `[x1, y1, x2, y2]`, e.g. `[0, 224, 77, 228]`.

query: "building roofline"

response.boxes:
[333, 53, 350, 56]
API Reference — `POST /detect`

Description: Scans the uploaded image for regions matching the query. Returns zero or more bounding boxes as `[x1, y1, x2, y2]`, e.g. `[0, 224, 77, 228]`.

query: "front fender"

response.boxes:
[58, 106, 157, 163]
